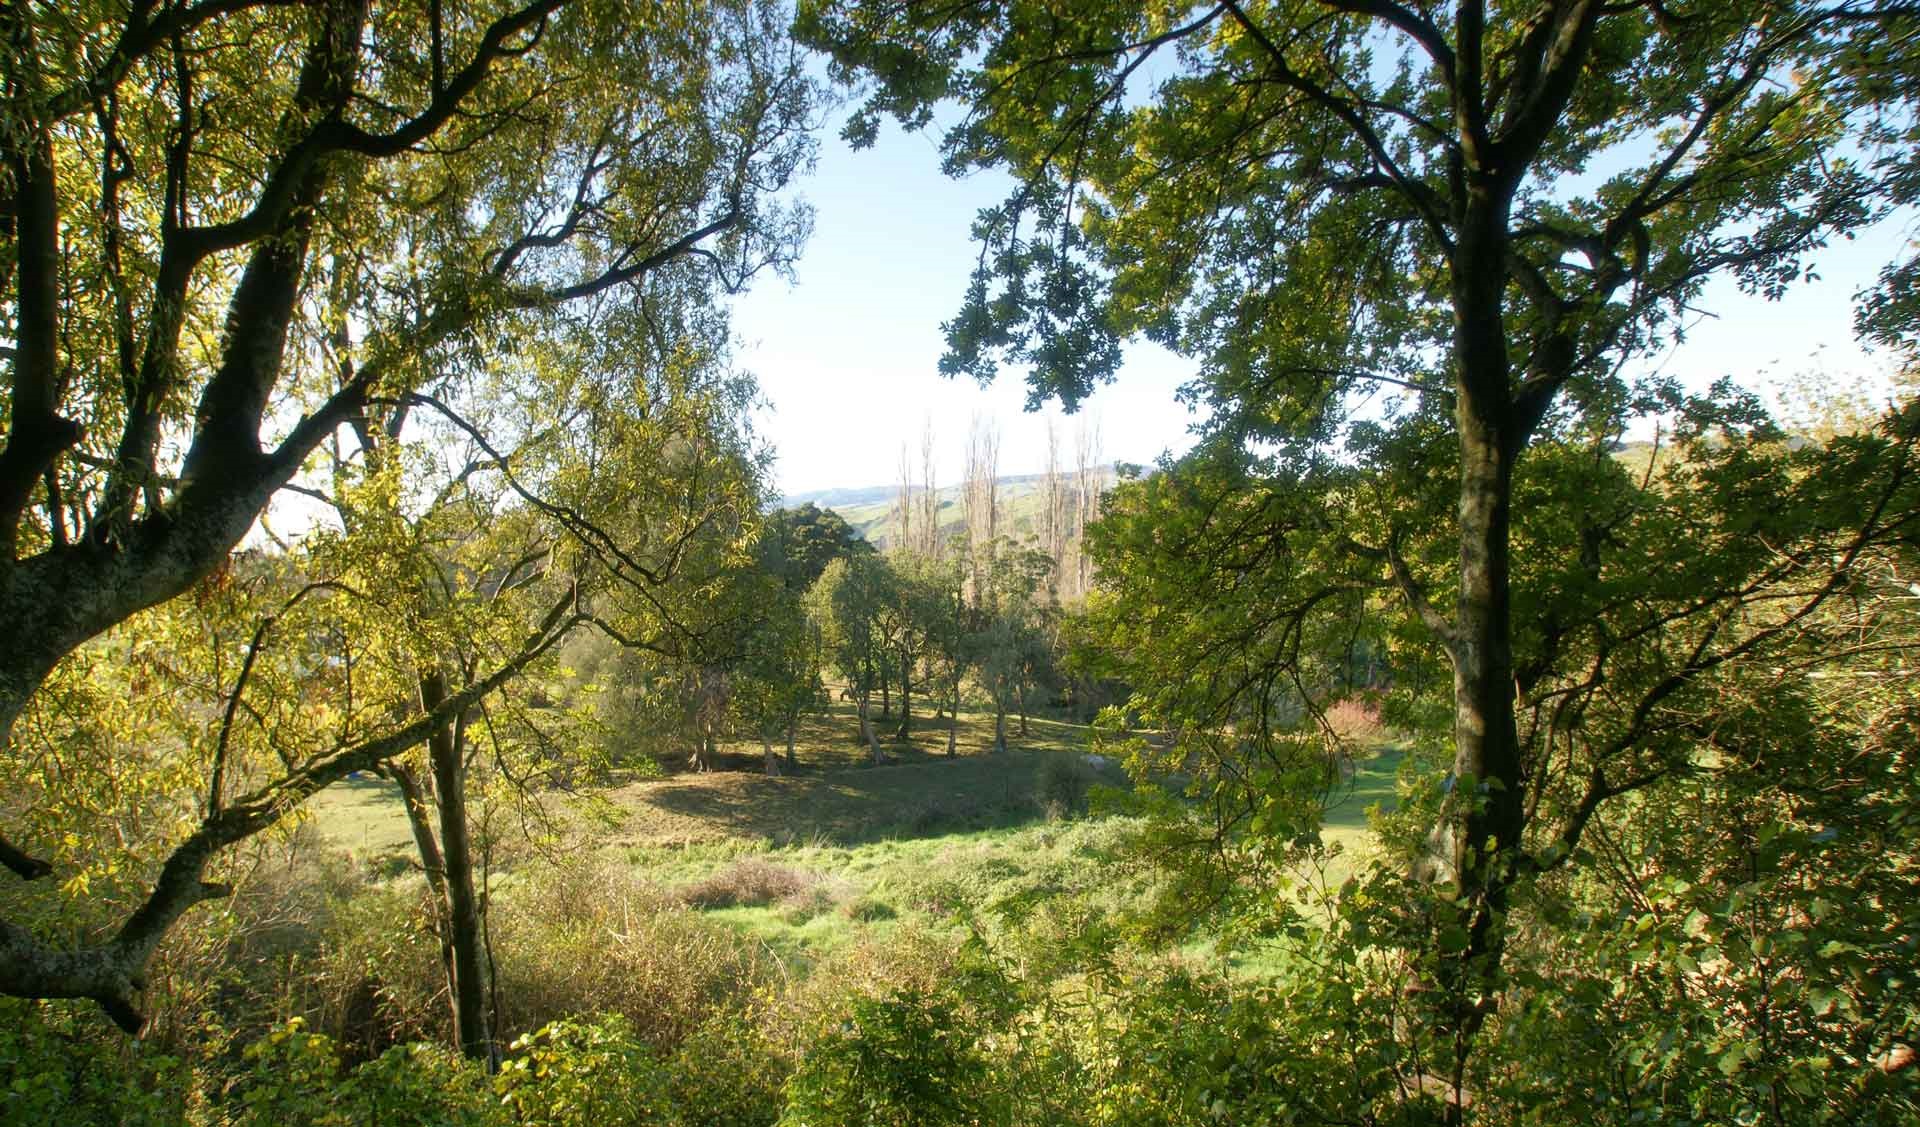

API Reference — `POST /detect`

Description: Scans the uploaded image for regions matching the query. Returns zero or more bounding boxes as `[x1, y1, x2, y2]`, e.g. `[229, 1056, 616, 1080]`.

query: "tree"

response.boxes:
[968, 543, 1053, 753]
[880, 549, 958, 743]
[587, 389, 773, 775]
[331, 288, 763, 1059]
[800, 0, 1909, 1100]
[0, 0, 813, 1025]
[809, 553, 893, 764]
[960, 416, 1001, 608]
[763, 504, 869, 593]
[732, 587, 821, 775]
[909, 556, 968, 756]
[917, 417, 945, 559]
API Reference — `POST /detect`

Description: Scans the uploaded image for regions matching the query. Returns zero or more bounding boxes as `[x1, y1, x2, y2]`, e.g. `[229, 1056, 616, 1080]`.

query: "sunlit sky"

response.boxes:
[734, 115, 1914, 499]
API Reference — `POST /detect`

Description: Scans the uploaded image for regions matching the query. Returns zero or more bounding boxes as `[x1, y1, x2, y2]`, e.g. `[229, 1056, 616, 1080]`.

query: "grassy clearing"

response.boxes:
[307, 693, 1099, 859]
[634, 815, 1156, 973]
[305, 691, 1405, 980]
[304, 774, 419, 860]
[1318, 741, 1406, 868]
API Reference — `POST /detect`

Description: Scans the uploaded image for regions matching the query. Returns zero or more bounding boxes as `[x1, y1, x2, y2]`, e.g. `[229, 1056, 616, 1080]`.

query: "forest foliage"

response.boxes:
[1, 0, 1918, 1123]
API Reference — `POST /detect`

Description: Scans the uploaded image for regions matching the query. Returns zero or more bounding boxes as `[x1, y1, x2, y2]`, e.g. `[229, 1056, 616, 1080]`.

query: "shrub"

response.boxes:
[1321, 694, 1387, 746]
[779, 988, 1000, 1127]
[679, 858, 820, 909]
[490, 858, 770, 1050]
[665, 1006, 791, 1127]
[338, 1042, 501, 1126]
[497, 1014, 672, 1127]
[1034, 754, 1096, 818]
[226, 1019, 501, 1127]
[777, 876, 858, 925]
[0, 1000, 188, 1127]
[840, 895, 897, 923]
[307, 882, 449, 1057]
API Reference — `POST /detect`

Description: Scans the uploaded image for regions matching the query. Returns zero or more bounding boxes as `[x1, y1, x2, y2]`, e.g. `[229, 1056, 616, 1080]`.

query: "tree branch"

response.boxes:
[1220, 0, 1455, 250]
[0, 835, 53, 881]
[0, 586, 581, 1030]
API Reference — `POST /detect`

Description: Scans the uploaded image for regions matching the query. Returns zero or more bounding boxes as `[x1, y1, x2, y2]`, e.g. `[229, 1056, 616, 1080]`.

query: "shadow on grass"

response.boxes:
[619, 748, 1070, 848]
[304, 694, 1104, 856]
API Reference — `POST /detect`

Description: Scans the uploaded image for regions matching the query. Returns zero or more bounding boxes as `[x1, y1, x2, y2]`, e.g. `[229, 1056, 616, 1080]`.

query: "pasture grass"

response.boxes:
[305, 689, 1406, 980]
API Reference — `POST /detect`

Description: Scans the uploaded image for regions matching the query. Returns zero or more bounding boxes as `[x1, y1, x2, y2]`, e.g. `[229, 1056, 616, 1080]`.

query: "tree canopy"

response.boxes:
[800, 0, 1920, 1100]
[0, 0, 813, 1025]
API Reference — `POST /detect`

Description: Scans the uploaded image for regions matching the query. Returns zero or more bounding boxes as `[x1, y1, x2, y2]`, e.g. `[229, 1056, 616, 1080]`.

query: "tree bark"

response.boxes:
[895, 644, 913, 742]
[421, 671, 490, 1064]
[1431, 170, 1529, 1109]
[856, 689, 881, 764]
[389, 763, 457, 1030]
[945, 672, 961, 757]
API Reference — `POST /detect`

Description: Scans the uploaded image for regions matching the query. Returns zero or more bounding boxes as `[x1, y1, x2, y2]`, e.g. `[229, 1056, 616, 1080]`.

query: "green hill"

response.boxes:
[791, 469, 1112, 551]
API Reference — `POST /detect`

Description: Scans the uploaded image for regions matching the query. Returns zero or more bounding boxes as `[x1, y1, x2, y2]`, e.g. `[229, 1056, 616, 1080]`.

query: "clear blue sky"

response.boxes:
[731, 118, 1201, 497]
[734, 116, 1912, 497]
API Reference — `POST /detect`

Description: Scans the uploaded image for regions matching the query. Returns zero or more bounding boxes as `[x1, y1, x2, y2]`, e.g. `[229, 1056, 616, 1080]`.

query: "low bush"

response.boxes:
[664, 1006, 791, 1127]
[1034, 754, 1097, 818]
[678, 858, 821, 909]
[497, 1014, 672, 1127]
[224, 1020, 498, 1127]
[491, 858, 773, 1051]
[779, 987, 1001, 1127]
[0, 1000, 190, 1127]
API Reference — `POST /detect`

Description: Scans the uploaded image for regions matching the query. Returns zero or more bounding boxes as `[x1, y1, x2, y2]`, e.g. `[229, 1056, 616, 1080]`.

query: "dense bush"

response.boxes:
[0, 1000, 189, 1126]
[1033, 753, 1096, 818]
[678, 858, 823, 909]
[489, 859, 773, 1051]
[779, 987, 1001, 1127]
[225, 1020, 498, 1127]
[497, 1015, 673, 1127]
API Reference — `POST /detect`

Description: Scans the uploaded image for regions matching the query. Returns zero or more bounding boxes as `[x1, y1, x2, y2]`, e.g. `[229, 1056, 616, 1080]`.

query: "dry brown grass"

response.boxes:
[677, 857, 822, 909]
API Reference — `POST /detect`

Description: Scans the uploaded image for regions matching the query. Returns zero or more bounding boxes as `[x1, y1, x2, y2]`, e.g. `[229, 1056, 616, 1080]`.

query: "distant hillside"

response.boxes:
[780, 471, 1056, 513]
[777, 484, 896, 510]
[781, 468, 1113, 551]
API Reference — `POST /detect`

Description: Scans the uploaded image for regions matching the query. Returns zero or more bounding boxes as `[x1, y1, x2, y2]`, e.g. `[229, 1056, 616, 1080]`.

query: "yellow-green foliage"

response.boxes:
[497, 1015, 672, 1127]
[227, 1020, 497, 1127]
[779, 987, 1001, 1127]
[0, 1000, 189, 1126]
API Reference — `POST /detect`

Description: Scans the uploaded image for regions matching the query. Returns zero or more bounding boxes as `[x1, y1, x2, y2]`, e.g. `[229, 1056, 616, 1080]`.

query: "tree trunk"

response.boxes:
[389, 764, 456, 1029]
[763, 733, 780, 776]
[1438, 396, 1524, 1078]
[895, 646, 913, 742]
[421, 671, 489, 1064]
[1016, 677, 1029, 737]
[857, 690, 881, 764]
[1432, 182, 1528, 1112]
[945, 672, 961, 757]
[992, 690, 1007, 753]
[785, 713, 798, 772]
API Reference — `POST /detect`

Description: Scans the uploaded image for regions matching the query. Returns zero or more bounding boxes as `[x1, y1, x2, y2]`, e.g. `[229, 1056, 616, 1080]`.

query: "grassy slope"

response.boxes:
[307, 697, 1095, 856]
[833, 477, 1064, 551]
[307, 696, 1403, 975]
